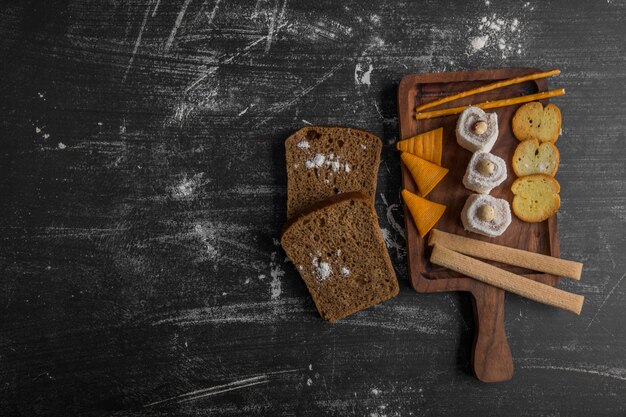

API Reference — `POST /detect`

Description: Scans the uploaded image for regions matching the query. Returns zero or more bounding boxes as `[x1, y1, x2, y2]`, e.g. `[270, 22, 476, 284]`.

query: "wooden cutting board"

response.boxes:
[397, 68, 561, 382]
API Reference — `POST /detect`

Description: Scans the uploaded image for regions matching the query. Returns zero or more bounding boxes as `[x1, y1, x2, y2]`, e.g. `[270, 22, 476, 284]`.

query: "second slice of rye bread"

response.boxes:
[285, 126, 382, 219]
[281, 192, 399, 322]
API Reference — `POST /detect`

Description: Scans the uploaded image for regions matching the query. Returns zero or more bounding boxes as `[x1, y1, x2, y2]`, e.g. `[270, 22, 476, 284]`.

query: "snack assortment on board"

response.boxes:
[397, 69, 584, 382]
[396, 127, 443, 165]
[511, 174, 561, 222]
[512, 102, 562, 143]
[455, 106, 499, 153]
[512, 139, 560, 177]
[281, 193, 398, 322]
[462, 152, 507, 194]
[461, 194, 512, 238]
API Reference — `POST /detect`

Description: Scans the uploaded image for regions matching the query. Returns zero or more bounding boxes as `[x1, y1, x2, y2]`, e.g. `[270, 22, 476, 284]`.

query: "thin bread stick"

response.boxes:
[415, 89, 565, 120]
[430, 245, 584, 315]
[415, 69, 560, 112]
[428, 229, 582, 280]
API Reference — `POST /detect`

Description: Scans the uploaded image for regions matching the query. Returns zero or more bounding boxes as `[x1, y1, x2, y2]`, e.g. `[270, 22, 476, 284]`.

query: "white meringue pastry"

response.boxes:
[456, 106, 499, 153]
[461, 194, 512, 237]
[463, 152, 507, 194]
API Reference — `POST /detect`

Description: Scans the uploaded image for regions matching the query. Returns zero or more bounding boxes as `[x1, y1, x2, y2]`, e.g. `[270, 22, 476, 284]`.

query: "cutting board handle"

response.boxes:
[470, 285, 514, 382]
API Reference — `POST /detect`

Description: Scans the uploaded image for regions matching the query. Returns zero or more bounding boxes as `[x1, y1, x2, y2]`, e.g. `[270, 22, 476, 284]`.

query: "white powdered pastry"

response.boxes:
[461, 194, 511, 237]
[456, 107, 499, 153]
[463, 152, 507, 194]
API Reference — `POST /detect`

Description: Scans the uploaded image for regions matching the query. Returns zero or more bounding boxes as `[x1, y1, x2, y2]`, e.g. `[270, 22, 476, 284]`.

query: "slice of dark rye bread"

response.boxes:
[285, 126, 382, 219]
[281, 192, 399, 322]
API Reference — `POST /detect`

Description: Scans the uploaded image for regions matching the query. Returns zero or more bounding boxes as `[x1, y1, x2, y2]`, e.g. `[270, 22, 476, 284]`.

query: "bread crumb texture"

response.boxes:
[281, 194, 398, 322]
[285, 127, 381, 218]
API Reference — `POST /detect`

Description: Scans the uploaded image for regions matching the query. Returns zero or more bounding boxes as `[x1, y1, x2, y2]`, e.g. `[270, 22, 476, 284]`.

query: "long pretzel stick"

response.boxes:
[428, 230, 583, 280]
[415, 89, 565, 120]
[430, 245, 584, 314]
[415, 69, 561, 112]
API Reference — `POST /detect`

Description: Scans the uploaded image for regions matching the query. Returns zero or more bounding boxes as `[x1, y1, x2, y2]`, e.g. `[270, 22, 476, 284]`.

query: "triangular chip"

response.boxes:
[396, 128, 443, 166]
[401, 152, 448, 197]
[401, 189, 446, 238]
[431, 132, 443, 166]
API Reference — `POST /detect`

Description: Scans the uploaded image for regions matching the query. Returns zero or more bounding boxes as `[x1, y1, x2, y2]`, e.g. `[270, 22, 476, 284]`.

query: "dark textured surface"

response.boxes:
[1, 1, 625, 415]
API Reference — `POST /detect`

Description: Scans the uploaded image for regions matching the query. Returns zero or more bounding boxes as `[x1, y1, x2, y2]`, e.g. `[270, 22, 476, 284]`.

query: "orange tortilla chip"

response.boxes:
[401, 152, 448, 197]
[434, 131, 443, 165]
[401, 189, 446, 238]
[396, 128, 443, 166]
[432, 132, 443, 166]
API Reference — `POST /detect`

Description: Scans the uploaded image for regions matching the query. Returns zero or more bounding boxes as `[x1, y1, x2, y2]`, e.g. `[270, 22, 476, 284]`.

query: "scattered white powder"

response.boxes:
[298, 265, 303, 270]
[35, 127, 42, 133]
[312, 257, 332, 281]
[354, 63, 374, 86]
[360, 144, 367, 150]
[305, 153, 350, 173]
[308, 364, 313, 371]
[341, 267, 350, 277]
[57, 142, 66, 150]
[43, 133, 50, 139]
[336, 249, 341, 256]
[296, 139, 310, 149]
[305, 153, 326, 169]
[468, 13, 526, 58]
[470, 35, 488, 51]
[371, 388, 381, 395]
[258, 274, 266, 280]
[269, 251, 284, 300]
[307, 378, 313, 386]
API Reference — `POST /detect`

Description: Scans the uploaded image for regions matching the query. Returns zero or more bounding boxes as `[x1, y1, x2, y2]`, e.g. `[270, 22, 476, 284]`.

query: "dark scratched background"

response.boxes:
[1, 0, 625, 415]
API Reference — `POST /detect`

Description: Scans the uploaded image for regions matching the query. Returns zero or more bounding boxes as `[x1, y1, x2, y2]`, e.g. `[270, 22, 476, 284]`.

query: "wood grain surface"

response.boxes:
[1, 1, 625, 416]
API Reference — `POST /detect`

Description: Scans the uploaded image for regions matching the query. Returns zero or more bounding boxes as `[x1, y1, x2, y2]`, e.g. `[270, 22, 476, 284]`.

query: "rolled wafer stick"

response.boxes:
[415, 89, 565, 120]
[415, 69, 560, 112]
[430, 245, 584, 314]
[428, 229, 582, 280]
